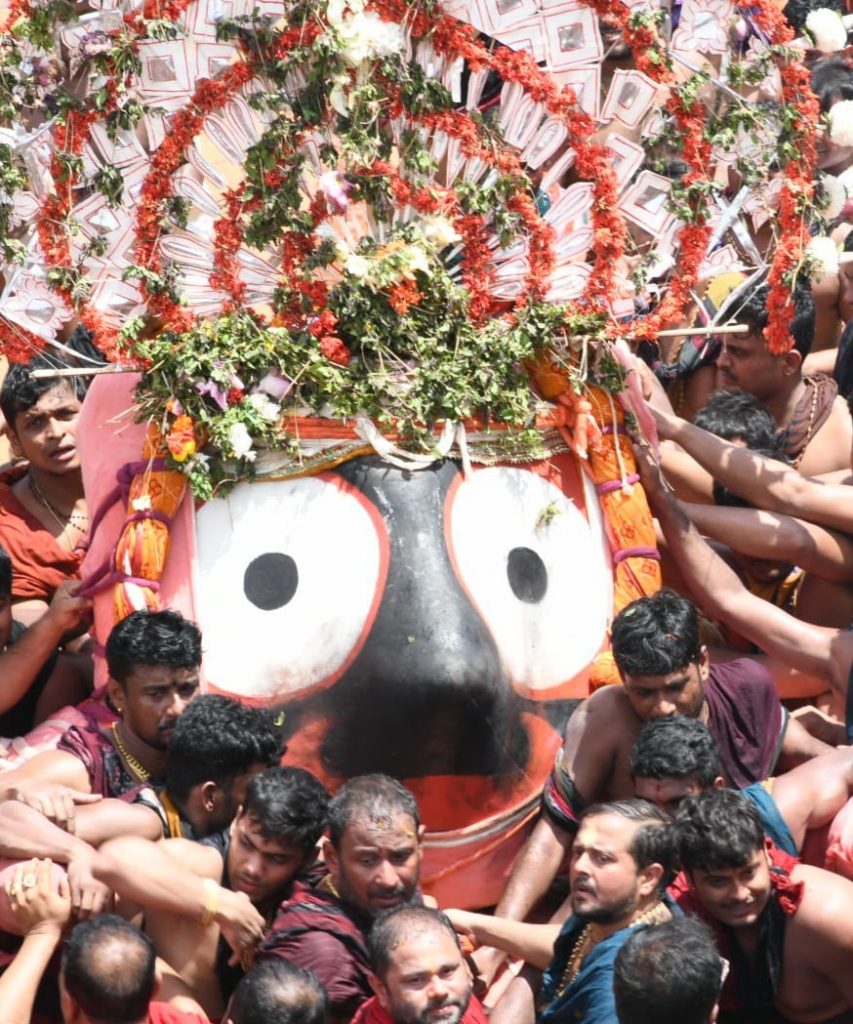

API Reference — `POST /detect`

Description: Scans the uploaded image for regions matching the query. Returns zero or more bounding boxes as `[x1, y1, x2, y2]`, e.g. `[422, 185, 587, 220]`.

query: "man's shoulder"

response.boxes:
[790, 863, 853, 935]
[266, 881, 369, 945]
[708, 657, 775, 696]
[580, 685, 636, 725]
[147, 1002, 208, 1024]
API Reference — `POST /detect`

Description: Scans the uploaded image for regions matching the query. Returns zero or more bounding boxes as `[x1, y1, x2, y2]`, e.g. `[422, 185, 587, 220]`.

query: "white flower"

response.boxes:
[829, 100, 853, 147]
[345, 253, 370, 278]
[329, 74, 353, 117]
[806, 8, 848, 52]
[401, 243, 429, 277]
[337, 10, 404, 66]
[807, 235, 841, 278]
[228, 421, 256, 460]
[821, 173, 847, 217]
[327, 0, 363, 25]
[421, 215, 461, 248]
[247, 393, 281, 422]
[837, 165, 853, 198]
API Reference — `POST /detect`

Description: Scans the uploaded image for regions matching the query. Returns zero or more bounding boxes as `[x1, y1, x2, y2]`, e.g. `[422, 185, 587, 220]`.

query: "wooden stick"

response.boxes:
[619, 324, 750, 341]
[655, 324, 749, 337]
[29, 364, 134, 380]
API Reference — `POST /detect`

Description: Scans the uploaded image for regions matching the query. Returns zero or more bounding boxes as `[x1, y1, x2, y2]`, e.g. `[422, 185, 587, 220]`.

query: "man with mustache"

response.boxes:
[256, 774, 425, 1023]
[481, 589, 825, 984]
[0, 609, 202, 815]
[675, 789, 853, 1024]
[445, 800, 676, 1024]
[354, 906, 486, 1024]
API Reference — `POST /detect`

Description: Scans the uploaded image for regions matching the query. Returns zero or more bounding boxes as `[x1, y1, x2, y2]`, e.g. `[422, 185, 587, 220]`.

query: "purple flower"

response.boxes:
[318, 171, 351, 215]
[78, 31, 113, 59]
[256, 371, 293, 400]
[196, 379, 229, 411]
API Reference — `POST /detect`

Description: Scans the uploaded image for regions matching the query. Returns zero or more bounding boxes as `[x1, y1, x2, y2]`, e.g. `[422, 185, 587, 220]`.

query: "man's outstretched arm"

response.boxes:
[637, 446, 845, 694]
[654, 408, 853, 534]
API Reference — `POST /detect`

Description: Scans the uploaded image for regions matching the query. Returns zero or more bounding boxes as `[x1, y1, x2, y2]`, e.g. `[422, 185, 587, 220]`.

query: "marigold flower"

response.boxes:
[167, 415, 197, 463]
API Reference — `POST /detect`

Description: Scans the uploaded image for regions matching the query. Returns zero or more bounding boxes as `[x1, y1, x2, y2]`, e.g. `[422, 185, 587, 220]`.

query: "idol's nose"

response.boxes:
[318, 457, 528, 779]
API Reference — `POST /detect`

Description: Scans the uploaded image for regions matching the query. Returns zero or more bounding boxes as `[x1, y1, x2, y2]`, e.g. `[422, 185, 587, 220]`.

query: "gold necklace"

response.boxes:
[28, 475, 88, 533]
[556, 899, 669, 997]
[791, 383, 819, 470]
[110, 723, 151, 782]
[556, 923, 594, 996]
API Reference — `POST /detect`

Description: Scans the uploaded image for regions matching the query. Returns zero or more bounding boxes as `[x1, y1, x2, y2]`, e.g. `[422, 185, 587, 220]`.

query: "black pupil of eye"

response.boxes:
[507, 547, 548, 603]
[244, 553, 299, 610]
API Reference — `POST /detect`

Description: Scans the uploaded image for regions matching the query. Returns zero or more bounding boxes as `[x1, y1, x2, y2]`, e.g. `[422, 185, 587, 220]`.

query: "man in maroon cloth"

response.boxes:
[479, 588, 828, 978]
[673, 788, 853, 1024]
[354, 905, 486, 1024]
[257, 774, 425, 1023]
[0, 609, 202, 816]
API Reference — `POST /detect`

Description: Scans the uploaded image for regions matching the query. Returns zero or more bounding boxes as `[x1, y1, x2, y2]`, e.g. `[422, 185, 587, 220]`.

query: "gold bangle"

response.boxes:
[199, 878, 220, 928]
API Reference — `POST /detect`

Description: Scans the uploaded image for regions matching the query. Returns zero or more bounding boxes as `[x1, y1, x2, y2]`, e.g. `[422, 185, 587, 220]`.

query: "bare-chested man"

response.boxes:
[481, 590, 828, 961]
[675, 788, 853, 1024]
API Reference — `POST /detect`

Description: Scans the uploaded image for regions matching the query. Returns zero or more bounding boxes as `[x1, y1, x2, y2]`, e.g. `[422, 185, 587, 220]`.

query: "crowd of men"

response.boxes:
[7, 36, 853, 1024]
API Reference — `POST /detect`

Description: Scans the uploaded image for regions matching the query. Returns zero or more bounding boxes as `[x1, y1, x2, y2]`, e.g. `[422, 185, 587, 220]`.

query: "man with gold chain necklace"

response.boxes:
[0, 609, 202, 820]
[445, 800, 677, 1024]
[0, 694, 283, 925]
[0, 353, 92, 624]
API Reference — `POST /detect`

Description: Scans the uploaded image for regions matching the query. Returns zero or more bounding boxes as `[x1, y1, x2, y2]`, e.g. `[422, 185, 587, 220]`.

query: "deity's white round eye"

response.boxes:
[194, 474, 388, 700]
[445, 466, 611, 697]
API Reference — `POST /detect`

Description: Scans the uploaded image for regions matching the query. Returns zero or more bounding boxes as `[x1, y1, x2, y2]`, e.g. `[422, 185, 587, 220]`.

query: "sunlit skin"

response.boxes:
[688, 848, 772, 930]
[622, 652, 707, 722]
[107, 664, 200, 751]
[325, 812, 423, 918]
[227, 811, 310, 909]
[839, 260, 853, 324]
[570, 814, 660, 934]
[374, 929, 474, 1024]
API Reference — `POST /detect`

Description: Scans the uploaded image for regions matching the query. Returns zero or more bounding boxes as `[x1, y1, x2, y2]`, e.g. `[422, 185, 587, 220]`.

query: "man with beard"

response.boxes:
[674, 789, 853, 1024]
[354, 906, 486, 1024]
[481, 589, 824, 982]
[257, 774, 425, 1023]
[445, 800, 677, 1024]
[0, 609, 202, 812]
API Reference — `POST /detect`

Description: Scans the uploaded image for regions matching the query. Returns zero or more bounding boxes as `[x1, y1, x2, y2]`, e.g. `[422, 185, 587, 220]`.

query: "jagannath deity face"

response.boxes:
[194, 451, 612, 902]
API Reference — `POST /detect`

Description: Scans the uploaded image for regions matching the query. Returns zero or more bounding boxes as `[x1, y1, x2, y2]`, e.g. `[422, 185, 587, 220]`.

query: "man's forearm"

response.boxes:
[0, 801, 90, 863]
[666, 417, 802, 513]
[0, 929, 61, 1024]
[651, 489, 738, 620]
[493, 816, 571, 922]
[0, 614, 65, 716]
[93, 836, 220, 919]
[463, 912, 559, 970]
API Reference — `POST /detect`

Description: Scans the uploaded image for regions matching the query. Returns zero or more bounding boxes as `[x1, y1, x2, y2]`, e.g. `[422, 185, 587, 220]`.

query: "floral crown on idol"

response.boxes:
[0, 0, 842, 495]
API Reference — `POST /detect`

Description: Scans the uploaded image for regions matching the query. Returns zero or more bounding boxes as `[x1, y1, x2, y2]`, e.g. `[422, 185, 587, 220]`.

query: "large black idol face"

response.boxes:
[195, 453, 611, 895]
